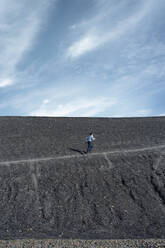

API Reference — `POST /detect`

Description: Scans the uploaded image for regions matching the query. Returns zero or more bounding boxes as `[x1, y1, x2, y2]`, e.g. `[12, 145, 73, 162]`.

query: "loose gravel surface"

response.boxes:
[0, 116, 165, 243]
[0, 116, 165, 162]
[0, 239, 165, 248]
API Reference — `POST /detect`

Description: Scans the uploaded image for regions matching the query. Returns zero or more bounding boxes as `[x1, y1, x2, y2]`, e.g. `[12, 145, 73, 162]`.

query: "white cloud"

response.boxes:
[111, 109, 152, 118]
[30, 97, 117, 117]
[67, 35, 100, 58]
[66, 0, 153, 59]
[135, 109, 152, 117]
[0, 78, 14, 88]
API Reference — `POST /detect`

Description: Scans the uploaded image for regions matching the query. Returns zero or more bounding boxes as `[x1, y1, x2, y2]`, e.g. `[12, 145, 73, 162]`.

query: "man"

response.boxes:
[86, 132, 95, 153]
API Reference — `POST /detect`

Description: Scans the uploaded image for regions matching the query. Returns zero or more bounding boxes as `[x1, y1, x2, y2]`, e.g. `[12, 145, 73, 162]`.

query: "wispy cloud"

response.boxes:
[0, 0, 56, 87]
[66, 35, 100, 59]
[66, 0, 153, 59]
[0, 78, 14, 88]
[30, 96, 117, 117]
[111, 109, 152, 118]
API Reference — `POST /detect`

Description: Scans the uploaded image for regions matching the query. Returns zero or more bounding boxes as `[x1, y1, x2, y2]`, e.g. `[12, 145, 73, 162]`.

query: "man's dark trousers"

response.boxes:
[87, 141, 93, 153]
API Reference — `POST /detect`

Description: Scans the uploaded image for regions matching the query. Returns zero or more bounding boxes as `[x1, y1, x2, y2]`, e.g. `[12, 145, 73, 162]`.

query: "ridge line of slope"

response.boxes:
[0, 144, 165, 166]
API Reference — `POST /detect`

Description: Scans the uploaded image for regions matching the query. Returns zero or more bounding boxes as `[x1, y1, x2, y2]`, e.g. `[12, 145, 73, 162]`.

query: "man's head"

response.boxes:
[90, 132, 93, 135]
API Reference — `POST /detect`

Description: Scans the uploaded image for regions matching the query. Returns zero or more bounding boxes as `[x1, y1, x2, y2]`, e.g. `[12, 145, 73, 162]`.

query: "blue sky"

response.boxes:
[0, 0, 165, 117]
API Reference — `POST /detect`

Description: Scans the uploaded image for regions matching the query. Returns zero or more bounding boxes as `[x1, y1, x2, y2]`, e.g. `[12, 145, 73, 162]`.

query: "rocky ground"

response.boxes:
[0, 239, 165, 248]
[0, 116, 165, 246]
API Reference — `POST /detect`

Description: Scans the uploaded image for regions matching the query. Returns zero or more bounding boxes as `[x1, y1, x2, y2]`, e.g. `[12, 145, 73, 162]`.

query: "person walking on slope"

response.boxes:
[86, 132, 95, 153]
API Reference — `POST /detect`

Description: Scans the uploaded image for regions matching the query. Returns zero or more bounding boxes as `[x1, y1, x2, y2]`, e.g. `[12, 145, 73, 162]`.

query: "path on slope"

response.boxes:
[1, 144, 165, 166]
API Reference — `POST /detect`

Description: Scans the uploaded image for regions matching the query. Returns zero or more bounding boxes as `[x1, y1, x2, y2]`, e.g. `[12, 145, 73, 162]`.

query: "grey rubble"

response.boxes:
[0, 239, 165, 248]
[0, 117, 165, 245]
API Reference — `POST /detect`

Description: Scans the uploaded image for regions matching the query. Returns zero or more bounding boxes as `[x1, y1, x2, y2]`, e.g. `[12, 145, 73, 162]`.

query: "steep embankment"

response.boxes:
[0, 116, 165, 240]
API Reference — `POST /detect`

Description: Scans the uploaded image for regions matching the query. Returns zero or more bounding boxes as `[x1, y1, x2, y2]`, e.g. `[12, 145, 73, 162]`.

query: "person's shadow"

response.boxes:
[69, 148, 86, 155]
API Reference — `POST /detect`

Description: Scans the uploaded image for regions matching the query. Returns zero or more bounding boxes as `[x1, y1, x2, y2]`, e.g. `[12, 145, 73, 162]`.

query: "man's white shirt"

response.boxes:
[86, 134, 95, 142]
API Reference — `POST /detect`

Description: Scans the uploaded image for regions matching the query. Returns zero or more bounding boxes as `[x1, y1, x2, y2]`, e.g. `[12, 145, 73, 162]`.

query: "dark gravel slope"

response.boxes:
[0, 116, 165, 161]
[0, 116, 165, 240]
